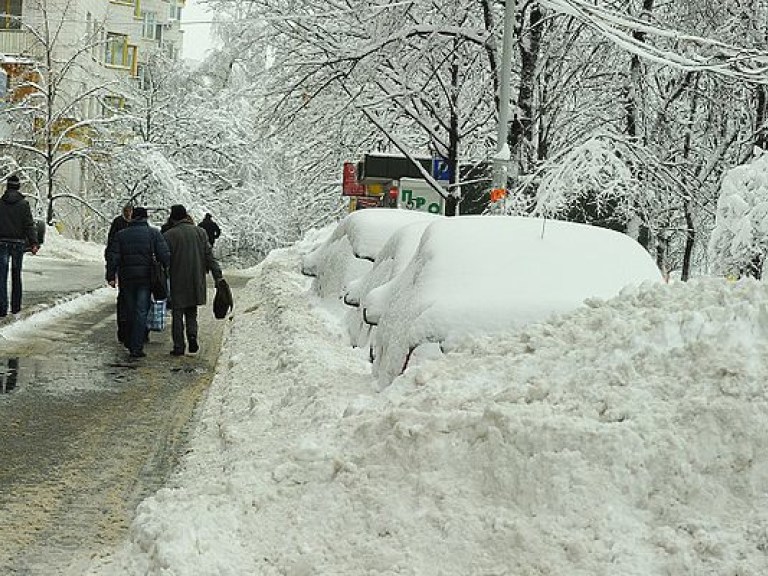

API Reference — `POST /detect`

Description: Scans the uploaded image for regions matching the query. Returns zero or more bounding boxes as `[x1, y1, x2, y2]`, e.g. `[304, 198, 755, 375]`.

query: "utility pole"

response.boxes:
[491, 0, 517, 205]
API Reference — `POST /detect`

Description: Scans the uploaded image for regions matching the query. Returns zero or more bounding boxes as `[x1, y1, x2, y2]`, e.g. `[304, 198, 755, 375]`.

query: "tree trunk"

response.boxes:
[445, 37, 461, 217]
[480, 0, 499, 112]
[680, 74, 699, 281]
[756, 85, 768, 150]
[625, 0, 654, 251]
[510, 2, 542, 174]
[625, 0, 654, 145]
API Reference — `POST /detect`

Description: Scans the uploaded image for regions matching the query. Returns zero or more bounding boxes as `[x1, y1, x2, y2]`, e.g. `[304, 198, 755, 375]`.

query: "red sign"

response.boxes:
[342, 162, 366, 197]
[353, 196, 380, 210]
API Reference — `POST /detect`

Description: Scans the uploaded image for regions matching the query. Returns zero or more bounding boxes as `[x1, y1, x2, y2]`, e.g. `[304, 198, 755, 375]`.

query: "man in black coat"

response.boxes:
[105, 203, 132, 252]
[106, 207, 170, 358]
[105, 203, 132, 342]
[198, 213, 221, 246]
[0, 174, 39, 317]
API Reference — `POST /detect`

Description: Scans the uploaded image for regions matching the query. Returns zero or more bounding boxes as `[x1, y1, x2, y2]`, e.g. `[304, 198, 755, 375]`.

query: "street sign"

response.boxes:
[432, 157, 453, 182]
[399, 178, 444, 214]
[342, 162, 366, 196]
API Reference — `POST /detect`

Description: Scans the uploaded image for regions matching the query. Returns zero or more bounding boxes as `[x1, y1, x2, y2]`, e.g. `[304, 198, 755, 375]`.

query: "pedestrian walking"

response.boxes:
[105, 203, 132, 253]
[163, 204, 223, 356]
[105, 203, 132, 344]
[106, 207, 170, 358]
[198, 212, 221, 247]
[0, 174, 39, 317]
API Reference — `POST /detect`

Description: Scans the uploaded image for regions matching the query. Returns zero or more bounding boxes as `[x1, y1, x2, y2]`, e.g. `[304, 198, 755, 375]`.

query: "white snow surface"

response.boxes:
[16, 233, 768, 575]
[370, 216, 665, 387]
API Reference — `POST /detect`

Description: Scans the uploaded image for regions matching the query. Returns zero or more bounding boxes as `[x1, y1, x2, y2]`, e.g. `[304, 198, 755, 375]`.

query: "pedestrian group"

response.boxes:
[105, 204, 224, 359]
[0, 170, 227, 360]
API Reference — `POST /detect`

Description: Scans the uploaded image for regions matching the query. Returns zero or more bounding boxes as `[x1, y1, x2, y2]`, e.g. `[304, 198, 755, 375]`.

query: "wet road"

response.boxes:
[0, 263, 243, 575]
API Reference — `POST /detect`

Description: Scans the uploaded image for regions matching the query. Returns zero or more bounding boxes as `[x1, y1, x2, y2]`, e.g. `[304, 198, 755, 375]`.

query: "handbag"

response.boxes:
[213, 278, 233, 319]
[150, 258, 167, 300]
[147, 298, 167, 332]
[149, 232, 168, 300]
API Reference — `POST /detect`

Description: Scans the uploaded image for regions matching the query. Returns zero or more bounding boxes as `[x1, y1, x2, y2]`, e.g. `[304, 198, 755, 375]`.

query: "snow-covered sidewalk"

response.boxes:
[87, 243, 768, 575]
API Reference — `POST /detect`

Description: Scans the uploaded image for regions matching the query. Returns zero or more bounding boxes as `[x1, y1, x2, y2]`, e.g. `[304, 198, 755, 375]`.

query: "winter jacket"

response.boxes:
[198, 216, 221, 246]
[106, 219, 170, 285]
[163, 218, 222, 308]
[104, 215, 130, 260]
[0, 189, 37, 246]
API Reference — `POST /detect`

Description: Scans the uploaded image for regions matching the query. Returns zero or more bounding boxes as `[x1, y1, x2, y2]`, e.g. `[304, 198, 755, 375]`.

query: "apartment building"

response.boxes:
[0, 0, 184, 99]
[0, 0, 185, 232]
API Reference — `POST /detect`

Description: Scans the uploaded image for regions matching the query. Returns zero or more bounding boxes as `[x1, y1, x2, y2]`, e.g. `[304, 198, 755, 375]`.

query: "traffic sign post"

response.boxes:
[432, 157, 454, 182]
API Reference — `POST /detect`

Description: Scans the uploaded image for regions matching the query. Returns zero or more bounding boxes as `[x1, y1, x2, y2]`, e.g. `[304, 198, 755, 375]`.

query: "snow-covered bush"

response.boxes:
[530, 136, 639, 227]
[708, 152, 768, 278]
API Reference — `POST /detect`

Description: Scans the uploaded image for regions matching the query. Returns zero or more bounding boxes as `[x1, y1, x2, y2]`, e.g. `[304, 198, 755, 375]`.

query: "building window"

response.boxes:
[105, 33, 129, 67]
[164, 42, 177, 61]
[169, 0, 182, 21]
[142, 11, 156, 39]
[0, 0, 22, 30]
[102, 95, 125, 117]
[136, 63, 150, 90]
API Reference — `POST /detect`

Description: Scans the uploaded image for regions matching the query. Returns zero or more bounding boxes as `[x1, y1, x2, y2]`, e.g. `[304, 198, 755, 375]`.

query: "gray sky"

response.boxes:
[181, 0, 214, 62]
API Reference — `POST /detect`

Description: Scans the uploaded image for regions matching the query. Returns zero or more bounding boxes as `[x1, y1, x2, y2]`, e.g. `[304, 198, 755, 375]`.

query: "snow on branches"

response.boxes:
[529, 136, 638, 223]
[709, 151, 768, 278]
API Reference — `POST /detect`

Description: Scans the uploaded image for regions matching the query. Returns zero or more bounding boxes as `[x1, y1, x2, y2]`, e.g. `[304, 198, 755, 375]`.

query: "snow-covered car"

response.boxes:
[372, 216, 664, 387]
[302, 208, 440, 300]
[344, 218, 438, 349]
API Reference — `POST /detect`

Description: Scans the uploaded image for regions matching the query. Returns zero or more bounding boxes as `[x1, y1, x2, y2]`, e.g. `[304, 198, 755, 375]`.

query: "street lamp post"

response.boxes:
[491, 0, 517, 203]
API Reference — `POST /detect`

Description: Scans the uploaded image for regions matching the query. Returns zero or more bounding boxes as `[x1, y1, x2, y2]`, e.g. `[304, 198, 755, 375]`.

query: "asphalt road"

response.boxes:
[0, 262, 243, 575]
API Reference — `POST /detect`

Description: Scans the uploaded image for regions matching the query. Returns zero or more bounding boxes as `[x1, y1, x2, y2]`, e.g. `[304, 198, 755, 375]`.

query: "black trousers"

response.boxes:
[171, 306, 198, 351]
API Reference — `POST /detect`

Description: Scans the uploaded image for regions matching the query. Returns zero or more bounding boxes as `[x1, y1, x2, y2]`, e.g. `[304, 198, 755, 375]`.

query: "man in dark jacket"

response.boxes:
[198, 212, 221, 247]
[105, 203, 132, 343]
[164, 204, 223, 356]
[105, 203, 132, 252]
[0, 174, 39, 317]
[106, 207, 170, 358]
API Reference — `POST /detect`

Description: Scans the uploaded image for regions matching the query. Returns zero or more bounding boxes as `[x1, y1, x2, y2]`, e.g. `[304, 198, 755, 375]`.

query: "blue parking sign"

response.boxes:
[432, 157, 453, 181]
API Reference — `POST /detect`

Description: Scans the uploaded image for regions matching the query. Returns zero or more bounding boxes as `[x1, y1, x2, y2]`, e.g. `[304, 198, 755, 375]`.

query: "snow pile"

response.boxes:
[40, 226, 104, 261]
[90, 242, 768, 575]
[0, 288, 113, 341]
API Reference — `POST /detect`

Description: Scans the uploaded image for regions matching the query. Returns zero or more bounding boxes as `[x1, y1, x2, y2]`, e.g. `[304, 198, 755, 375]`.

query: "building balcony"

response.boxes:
[0, 30, 38, 58]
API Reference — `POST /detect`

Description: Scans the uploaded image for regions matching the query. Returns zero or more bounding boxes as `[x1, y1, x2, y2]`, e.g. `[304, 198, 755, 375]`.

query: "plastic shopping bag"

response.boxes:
[147, 298, 167, 332]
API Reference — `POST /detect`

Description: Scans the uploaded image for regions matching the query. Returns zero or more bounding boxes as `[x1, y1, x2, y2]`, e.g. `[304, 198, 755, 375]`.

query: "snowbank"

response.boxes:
[89, 243, 768, 575]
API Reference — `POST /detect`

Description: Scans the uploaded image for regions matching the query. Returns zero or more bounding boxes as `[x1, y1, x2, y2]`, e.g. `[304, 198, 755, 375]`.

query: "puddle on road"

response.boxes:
[0, 351, 208, 396]
[0, 357, 18, 393]
[0, 352, 150, 395]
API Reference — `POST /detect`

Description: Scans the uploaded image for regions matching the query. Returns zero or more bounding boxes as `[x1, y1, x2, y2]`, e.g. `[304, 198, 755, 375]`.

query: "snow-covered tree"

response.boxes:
[708, 151, 768, 279]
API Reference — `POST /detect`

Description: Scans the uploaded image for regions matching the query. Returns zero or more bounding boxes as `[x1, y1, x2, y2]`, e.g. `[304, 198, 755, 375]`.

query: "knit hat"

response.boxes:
[132, 206, 148, 220]
[170, 204, 187, 221]
[7, 174, 20, 191]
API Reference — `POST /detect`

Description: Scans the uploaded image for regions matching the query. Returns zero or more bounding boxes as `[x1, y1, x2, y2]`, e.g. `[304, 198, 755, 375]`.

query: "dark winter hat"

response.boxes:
[6, 174, 20, 191]
[170, 204, 187, 221]
[132, 206, 148, 220]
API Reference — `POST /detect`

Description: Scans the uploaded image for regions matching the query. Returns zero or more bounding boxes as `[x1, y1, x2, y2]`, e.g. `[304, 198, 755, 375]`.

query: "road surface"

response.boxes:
[0, 258, 244, 574]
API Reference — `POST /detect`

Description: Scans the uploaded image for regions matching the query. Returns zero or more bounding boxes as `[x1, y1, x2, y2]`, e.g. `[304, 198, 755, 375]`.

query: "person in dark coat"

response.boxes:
[163, 204, 223, 356]
[105, 204, 132, 254]
[105, 203, 132, 343]
[198, 212, 221, 246]
[106, 207, 170, 358]
[0, 174, 39, 317]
